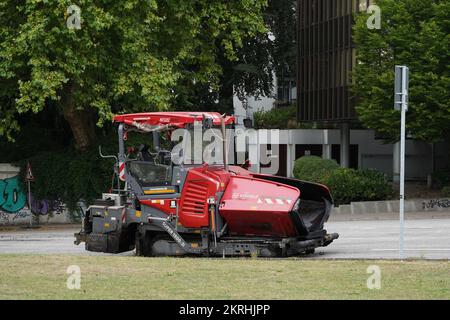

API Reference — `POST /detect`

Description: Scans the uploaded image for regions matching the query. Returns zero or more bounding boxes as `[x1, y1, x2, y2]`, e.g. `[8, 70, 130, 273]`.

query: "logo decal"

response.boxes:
[162, 221, 186, 248]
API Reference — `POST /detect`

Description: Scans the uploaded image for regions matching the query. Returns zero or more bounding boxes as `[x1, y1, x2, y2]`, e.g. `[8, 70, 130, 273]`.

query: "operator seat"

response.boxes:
[158, 150, 172, 166]
[137, 144, 154, 162]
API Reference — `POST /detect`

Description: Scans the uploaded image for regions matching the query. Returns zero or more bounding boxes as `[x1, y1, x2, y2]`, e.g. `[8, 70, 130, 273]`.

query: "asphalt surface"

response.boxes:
[0, 218, 449, 259]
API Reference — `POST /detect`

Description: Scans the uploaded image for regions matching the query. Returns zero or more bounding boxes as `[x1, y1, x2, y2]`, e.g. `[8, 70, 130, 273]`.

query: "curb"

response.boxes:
[332, 198, 450, 215]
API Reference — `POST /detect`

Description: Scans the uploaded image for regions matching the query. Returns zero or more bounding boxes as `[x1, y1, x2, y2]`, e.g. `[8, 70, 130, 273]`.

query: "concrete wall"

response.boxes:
[350, 130, 447, 180]
[333, 198, 450, 215]
[0, 163, 19, 179]
[0, 163, 77, 225]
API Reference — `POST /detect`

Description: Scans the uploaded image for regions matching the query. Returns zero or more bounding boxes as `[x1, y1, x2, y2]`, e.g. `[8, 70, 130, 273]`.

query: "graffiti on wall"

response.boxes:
[423, 199, 450, 210]
[0, 176, 27, 213]
[0, 175, 82, 224]
[0, 210, 30, 223]
[0, 176, 30, 223]
[30, 194, 65, 216]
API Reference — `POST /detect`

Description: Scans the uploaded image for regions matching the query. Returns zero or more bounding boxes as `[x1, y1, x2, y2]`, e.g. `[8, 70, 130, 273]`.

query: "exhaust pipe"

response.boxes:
[221, 115, 228, 171]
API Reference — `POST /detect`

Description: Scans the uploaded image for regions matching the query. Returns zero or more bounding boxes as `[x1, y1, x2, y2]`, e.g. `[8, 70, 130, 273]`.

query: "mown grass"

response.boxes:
[0, 254, 448, 299]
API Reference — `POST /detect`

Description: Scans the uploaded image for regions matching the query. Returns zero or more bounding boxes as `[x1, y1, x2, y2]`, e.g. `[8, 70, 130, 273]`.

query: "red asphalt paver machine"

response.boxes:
[75, 112, 338, 257]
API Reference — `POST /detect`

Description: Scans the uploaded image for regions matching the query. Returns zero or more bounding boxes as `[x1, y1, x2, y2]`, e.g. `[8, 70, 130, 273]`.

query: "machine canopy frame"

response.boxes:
[113, 112, 235, 133]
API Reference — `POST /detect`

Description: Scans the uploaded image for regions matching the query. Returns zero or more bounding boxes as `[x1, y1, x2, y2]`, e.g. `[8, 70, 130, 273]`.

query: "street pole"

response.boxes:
[25, 162, 35, 228]
[28, 180, 32, 228]
[395, 66, 409, 261]
[399, 94, 406, 261]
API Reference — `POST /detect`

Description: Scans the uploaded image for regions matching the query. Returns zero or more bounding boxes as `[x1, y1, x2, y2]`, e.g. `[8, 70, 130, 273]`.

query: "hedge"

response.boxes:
[293, 156, 393, 205]
[253, 104, 297, 129]
[293, 155, 339, 183]
[432, 166, 450, 188]
[19, 148, 115, 212]
[442, 186, 450, 197]
[17, 130, 155, 211]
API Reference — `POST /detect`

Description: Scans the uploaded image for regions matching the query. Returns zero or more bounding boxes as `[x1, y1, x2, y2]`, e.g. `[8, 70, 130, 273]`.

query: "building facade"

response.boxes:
[297, 0, 374, 123]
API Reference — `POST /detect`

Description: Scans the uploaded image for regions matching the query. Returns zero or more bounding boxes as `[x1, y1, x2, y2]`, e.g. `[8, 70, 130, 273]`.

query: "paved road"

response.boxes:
[0, 218, 449, 259]
[315, 218, 450, 260]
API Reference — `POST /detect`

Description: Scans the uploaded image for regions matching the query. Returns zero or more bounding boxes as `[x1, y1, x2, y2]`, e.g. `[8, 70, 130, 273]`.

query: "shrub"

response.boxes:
[293, 156, 393, 205]
[18, 148, 115, 212]
[325, 168, 361, 205]
[442, 186, 450, 197]
[293, 156, 339, 183]
[432, 166, 450, 188]
[326, 168, 393, 205]
[253, 104, 297, 129]
[14, 127, 163, 212]
[357, 169, 394, 201]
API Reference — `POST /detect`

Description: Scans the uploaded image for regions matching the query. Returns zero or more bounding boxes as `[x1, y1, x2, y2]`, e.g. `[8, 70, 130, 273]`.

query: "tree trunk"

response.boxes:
[219, 59, 235, 115]
[61, 83, 96, 152]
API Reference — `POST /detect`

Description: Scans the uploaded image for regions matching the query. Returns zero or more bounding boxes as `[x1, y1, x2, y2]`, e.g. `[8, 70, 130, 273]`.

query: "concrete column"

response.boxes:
[340, 123, 350, 168]
[393, 141, 400, 182]
[253, 133, 261, 174]
[286, 143, 296, 178]
[322, 129, 332, 159]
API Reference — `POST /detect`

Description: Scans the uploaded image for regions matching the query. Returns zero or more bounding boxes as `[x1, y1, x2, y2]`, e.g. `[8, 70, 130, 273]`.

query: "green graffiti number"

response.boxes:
[0, 176, 27, 213]
[0, 180, 5, 208]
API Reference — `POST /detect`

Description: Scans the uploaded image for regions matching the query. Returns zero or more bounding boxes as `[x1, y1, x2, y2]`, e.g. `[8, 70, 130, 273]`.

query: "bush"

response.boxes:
[324, 168, 360, 205]
[293, 156, 393, 205]
[18, 148, 115, 212]
[293, 156, 339, 183]
[432, 166, 450, 188]
[442, 186, 450, 197]
[253, 104, 297, 129]
[326, 168, 393, 205]
[13, 126, 163, 212]
[356, 169, 394, 201]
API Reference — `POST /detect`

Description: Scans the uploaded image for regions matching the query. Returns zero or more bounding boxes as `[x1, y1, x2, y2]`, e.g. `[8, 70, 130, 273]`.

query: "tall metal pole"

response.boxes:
[399, 67, 408, 261]
[399, 102, 406, 260]
[221, 116, 229, 171]
[28, 180, 32, 228]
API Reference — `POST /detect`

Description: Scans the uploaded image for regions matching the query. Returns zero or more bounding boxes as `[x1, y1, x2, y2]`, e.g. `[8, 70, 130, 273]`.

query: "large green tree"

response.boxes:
[353, 0, 450, 143]
[266, 0, 296, 83]
[173, 0, 297, 114]
[0, 0, 267, 151]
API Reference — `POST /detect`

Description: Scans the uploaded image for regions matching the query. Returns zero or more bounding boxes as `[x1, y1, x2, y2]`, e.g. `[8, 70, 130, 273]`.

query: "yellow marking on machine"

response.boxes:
[135, 211, 142, 217]
[104, 223, 110, 228]
[144, 189, 175, 195]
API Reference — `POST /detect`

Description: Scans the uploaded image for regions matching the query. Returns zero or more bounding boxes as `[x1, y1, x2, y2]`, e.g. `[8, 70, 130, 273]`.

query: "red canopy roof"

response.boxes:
[113, 112, 235, 131]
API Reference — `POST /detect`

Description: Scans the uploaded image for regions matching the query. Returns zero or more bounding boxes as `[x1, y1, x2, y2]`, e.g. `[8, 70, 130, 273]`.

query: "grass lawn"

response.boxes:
[0, 254, 448, 299]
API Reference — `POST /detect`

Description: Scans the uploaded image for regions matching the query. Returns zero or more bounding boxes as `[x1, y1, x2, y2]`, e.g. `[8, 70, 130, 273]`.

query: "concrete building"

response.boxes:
[244, 129, 448, 180]
[297, 0, 363, 168]
[233, 75, 297, 126]
[233, 88, 277, 126]
[233, 0, 448, 181]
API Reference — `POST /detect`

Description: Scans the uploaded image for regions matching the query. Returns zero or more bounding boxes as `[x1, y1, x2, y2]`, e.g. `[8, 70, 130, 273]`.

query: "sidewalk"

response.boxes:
[1, 212, 449, 232]
[0, 223, 80, 233]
